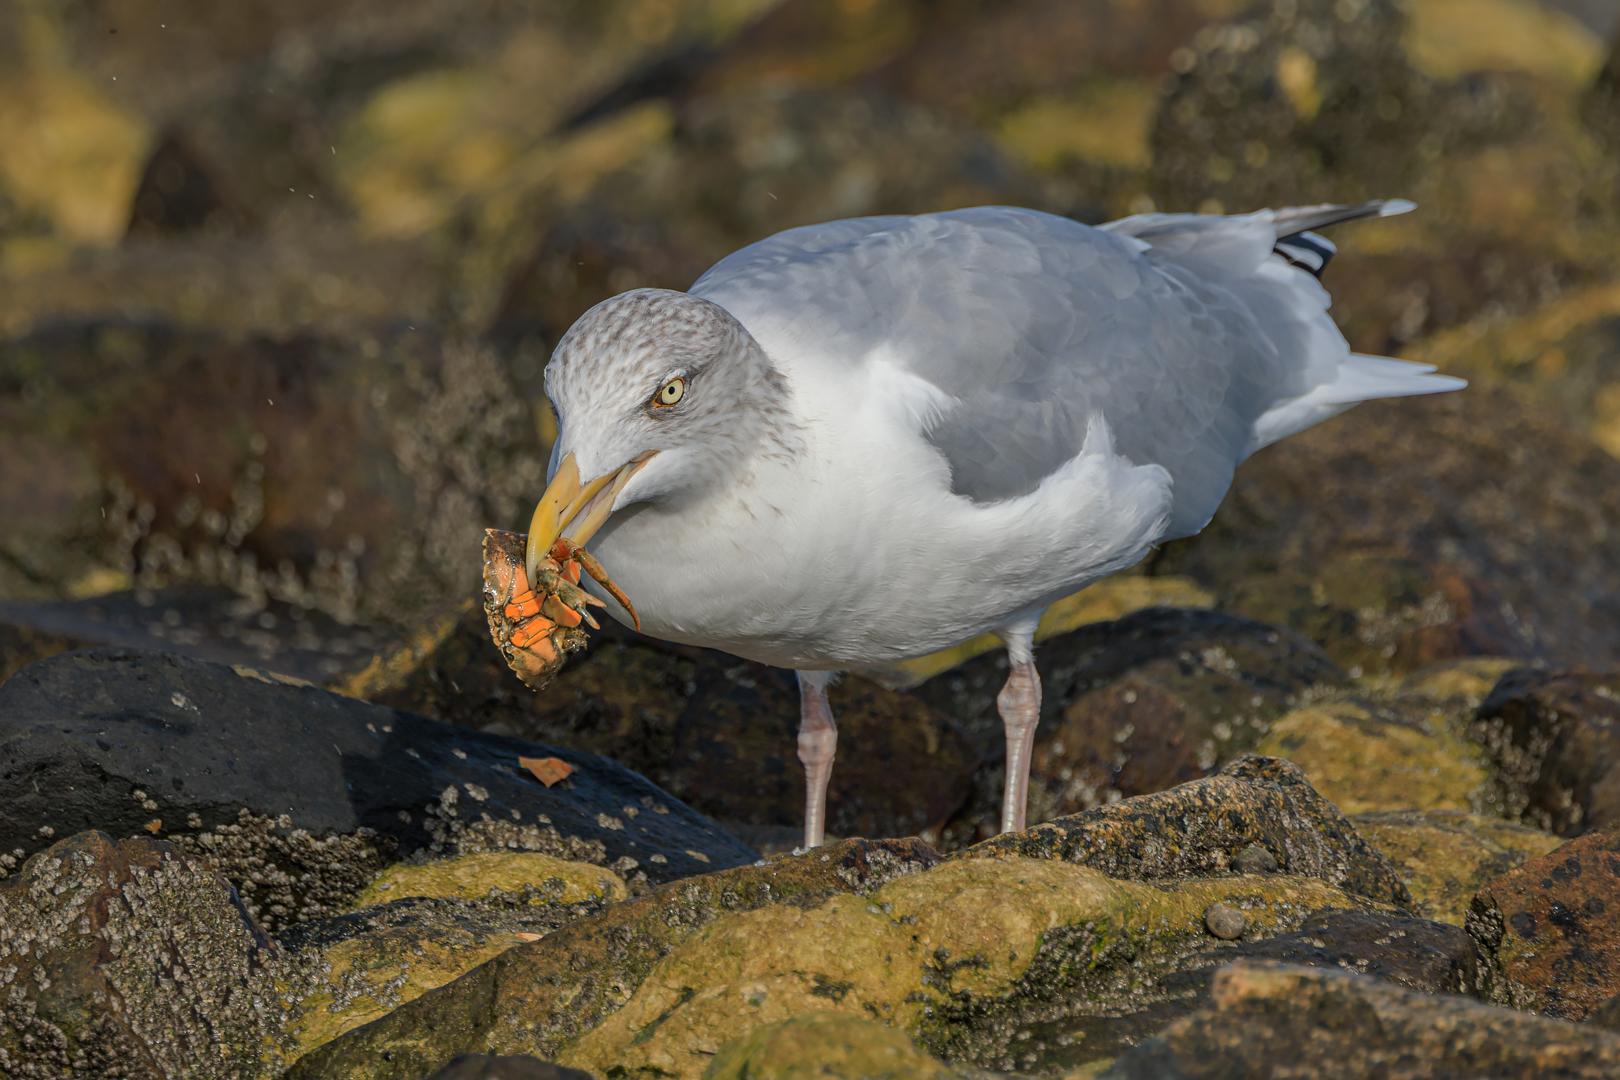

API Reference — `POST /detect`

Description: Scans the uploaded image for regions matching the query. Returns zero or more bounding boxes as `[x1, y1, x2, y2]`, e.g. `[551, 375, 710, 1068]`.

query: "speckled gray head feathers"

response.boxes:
[545, 289, 796, 485]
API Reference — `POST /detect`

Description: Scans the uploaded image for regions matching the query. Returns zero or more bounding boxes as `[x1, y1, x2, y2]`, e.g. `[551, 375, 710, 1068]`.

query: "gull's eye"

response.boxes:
[653, 376, 685, 408]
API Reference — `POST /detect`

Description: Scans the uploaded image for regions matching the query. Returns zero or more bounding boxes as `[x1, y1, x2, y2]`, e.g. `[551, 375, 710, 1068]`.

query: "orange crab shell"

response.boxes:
[483, 528, 587, 691]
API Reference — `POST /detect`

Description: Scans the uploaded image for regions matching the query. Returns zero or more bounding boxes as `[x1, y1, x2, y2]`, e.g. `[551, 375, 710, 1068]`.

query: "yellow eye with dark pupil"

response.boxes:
[655, 377, 685, 407]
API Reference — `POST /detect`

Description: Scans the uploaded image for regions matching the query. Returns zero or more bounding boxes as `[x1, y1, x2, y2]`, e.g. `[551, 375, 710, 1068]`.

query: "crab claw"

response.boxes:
[551, 537, 640, 631]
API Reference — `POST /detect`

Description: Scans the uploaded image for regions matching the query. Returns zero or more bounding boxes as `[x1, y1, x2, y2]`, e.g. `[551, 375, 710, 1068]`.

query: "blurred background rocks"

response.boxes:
[3, 0, 1620, 849]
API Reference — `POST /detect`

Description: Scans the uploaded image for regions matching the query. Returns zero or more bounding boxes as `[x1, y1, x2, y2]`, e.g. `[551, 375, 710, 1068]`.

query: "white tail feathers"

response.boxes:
[1250, 353, 1467, 453]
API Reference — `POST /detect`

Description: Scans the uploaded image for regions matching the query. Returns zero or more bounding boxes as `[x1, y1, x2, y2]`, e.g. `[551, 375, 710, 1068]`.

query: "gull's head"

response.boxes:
[525, 288, 787, 581]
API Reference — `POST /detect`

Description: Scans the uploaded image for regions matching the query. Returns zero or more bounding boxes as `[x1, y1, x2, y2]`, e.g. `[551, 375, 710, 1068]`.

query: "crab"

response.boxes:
[482, 529, 640, 691]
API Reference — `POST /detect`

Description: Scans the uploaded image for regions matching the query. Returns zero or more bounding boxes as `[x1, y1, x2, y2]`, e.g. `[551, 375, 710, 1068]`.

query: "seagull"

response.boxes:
[522, 201, 1463, 850]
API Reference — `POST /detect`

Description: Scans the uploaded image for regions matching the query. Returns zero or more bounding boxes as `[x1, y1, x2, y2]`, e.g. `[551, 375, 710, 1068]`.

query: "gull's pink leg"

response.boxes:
[995, 616, 1044, 834]
[796, 670, 838, 849]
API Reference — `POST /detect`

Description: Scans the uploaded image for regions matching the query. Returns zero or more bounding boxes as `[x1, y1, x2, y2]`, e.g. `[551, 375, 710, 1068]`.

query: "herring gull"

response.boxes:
[520, 201, 1464, 849]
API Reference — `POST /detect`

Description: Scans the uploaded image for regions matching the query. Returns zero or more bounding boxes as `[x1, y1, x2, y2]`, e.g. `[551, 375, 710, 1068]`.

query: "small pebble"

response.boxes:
[1205, 903, 1246, 940]
[1232, 844, 1279, 874]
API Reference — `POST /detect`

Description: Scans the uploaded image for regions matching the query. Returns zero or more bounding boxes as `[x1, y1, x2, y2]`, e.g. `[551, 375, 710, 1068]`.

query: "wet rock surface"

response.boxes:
[0, 647, 756, 930]
[1100, 961, 1620, 1080]
[1472, 668, 1620, 836]
[1468, 828, 1620, 1018]
[966, 754, 1411, 907]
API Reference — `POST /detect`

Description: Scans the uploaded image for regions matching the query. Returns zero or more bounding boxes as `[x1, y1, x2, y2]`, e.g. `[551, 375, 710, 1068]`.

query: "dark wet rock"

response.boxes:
[965, 754, 1411, 907]
[1472, 668, 1620, 837]
[1468, 828, 1620, 1019]
[1354, 808, 1561, 926]
[1151, 387, 1620, 677]
[910, 607, 1345, 846]
[422, 1057, 595, 1080]
[0, 647, 756, 931]
[284, 837, 943, 1080]
[0, 584, 383, 686]
[992, 907, 1486, 1072]
[342, 604, 979, 847]
[1100, 961, 1620, 1080]
[0, 830, 285, 1079]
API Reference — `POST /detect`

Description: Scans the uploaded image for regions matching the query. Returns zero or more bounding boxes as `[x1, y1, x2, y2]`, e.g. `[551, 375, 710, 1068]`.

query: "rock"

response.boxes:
[965, 754, 1411, 907]
[0, 647, 757, 931]
[0, 583, 386, 686]
[909, 607, 1346, 846]
[1203, 903, 1245, 939]
[283, 837, 945, 1079]
[1252, 698, 1490, 816]
[423, 1057, 595, 1080]
[0, 830, 285, 1078]
[354, 852, 628, 909]
[275, 892, 612, 1070]
[342, 604, 980, 848]
[1353, 808, 1561, 925]
[0, 319, 550, 633]
[1100, 961, 1620, 1079]
[1472, 668, 1620, 836]
[1151, 387, 1620, 677]
[1402, 281, 1620, 460]
[703, 1012, 970, 1080]
[553, 858, 1376, 1078]
[1230, 844, 1278, 874]
[1009, 907, 1485, 1072]
[1468, 828, 1620, 1018]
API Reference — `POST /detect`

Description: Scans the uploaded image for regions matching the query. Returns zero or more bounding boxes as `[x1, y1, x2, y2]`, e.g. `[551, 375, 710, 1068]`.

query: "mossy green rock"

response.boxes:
[1253, 699, 1489, 816]
[554, 859, 1370, 1079]
[285, 831, 1381, 1079]
[1354, 809, 1561, 925]
[285, 838, 944, 1080]
[702, 1012, 980, 1080]
[967, 755, 1411, 907]
[354, 851, 628, 909]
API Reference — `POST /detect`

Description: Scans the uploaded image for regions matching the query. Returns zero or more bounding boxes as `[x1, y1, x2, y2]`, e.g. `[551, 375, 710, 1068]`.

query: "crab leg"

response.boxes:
[552, 537, 641, 631]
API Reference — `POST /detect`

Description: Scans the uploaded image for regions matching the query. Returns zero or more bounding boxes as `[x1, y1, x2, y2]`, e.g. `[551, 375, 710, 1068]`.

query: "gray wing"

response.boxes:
[690, 206, 1357, 538]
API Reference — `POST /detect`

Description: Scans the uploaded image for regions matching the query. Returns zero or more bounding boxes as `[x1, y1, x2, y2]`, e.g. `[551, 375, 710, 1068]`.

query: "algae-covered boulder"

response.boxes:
[1353, 809, 1561, 925]
[355, 851, 628, 909]
[966, 754, 1410, 907]
[284, 838, 944, 1079]
[0, 831, 285, 1078]
[1100, 961, 1620, 1079]
[273, 888, 615, 1070]
[1253, 698, 1490, 816]
[703, 1012, 978, 1080]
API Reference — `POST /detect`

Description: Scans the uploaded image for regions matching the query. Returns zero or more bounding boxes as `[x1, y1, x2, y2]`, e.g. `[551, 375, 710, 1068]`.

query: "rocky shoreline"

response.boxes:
[5, 603, 1620, 1077]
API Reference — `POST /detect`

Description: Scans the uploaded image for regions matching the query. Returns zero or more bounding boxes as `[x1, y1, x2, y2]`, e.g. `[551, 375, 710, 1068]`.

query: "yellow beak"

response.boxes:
[524, 451, 652, 585]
